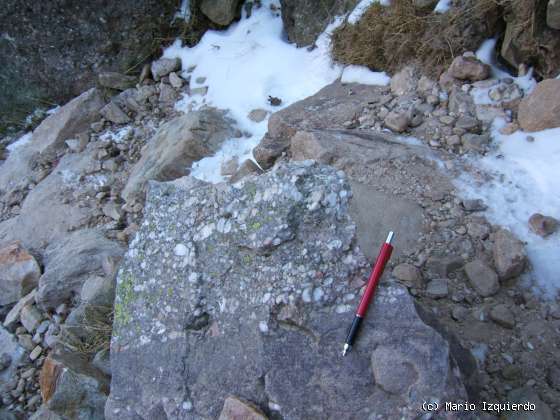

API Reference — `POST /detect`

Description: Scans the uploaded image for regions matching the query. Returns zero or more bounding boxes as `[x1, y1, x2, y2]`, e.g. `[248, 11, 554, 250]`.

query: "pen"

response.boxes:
[342, 231, 394, 356]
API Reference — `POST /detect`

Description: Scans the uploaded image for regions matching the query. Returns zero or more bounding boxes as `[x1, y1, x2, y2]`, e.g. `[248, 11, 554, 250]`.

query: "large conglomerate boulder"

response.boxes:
[106, 161, 467, 419]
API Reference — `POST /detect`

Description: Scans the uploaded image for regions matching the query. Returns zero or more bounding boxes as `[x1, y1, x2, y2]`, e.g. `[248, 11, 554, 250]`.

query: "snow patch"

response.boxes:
[174, 0, 191, 22]
[434, 0, 452, 13]
[340, 65, 391, 86]
[455, 119, 560, 298]
[7, 132, 32, 152]
[348, 0, 390, 24]
[163, 0, 344, 183]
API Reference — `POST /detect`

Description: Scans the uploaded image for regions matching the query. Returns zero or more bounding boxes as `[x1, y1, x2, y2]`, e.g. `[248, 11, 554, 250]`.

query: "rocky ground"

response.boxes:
[1, 3, 560, 420]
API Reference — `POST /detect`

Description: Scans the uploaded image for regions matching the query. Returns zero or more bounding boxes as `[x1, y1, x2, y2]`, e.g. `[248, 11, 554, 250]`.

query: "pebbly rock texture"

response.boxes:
[0, 0, 178, 134]
[0, 242, 41, 308]
[518, 79, 560, 132]
[107, 161, 467, 419]
[279, 0, 359, 47]
[122, 108, 236, 204]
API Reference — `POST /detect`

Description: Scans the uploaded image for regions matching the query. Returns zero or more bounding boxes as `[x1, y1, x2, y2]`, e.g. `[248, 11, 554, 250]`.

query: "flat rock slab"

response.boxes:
[107, 161, 466, 419]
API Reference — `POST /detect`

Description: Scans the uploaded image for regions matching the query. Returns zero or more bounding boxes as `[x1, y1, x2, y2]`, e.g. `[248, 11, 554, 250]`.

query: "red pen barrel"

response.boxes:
[356, 242, 393, 317]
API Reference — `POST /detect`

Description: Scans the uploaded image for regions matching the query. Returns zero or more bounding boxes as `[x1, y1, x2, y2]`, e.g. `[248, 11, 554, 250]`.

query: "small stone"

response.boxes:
[248, 109, 268, 123]
[525, 135, 535, 142]
[20, 305, 42, 333]
[384, 111, 410, 133]
[502, 364, 522, 380]
[499, 122, 519, 135]
[29, 346, 42, 361]
[455, 116, 479, 131]
[91, 121, 105, 133]
[21, 367, 36, 379]
[190, 86, 208, 96]
[195, 76, 207, 84]
[440, 115, 455, 125]
[390, 66, 418, 96]
[493, 229, 527, 280]
[462, 133, 489, 152]
[221, 156, 239, 177]
[168, 72, 184, 89]
[448, 55, 491, 81]
[425, 278, 448, 299]
[451, 306, 468, 321]
[490, 304, 515, 328]
[0, 242, 41, 308]
[528, 213, 558, 237]
[102, 201, 123, 221]
[267, 95, 282, 106]
[462, 198, 487, 212]
[151, 58, 181, 81]
[159, 82, 178, 103]
[218, 396, 268, 420]
[100, 102, 131, 124]
[446, 135, 461, 146]
[18, 334, 35, 351]
[392, 263, 423, 288]
[546, 365, 560, 391]
[0, 353, 12, 371]
[464, 260, 499, 297]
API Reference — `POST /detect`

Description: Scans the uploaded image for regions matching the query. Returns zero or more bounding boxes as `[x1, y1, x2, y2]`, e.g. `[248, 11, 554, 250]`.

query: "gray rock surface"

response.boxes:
[548, 0, 560, 29]
[106, 161, 466, 419]
[99, 102, 131, 125]
[36, 229, 124, 310]
[0, 242, 40, 308]
[122, 108, 236, 204]
[151, 58, 181, 81]
[0, 0, 177, 134]
[279, 0, 359, 47]
[98, 72, 137, 91]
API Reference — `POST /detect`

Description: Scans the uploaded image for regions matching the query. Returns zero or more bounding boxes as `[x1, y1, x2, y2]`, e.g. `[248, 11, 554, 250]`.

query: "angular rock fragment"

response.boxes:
[464, 260, 499, 297]
[493, 229, 527, 280]
[0, 242, 41, 307]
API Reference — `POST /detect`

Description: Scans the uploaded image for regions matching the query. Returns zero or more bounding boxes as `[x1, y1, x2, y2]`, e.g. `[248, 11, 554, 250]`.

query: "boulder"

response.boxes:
[390, 66, 418, 96]
[3, 289, 36, 329]
[279, 0, 359, 47]
[254, 81, 389, 168]
[106, 162, 467, 419]
[493, 229, 527, 280]
[36, 229, 124, 310]
[200, 0, 242, 26]
[99, 102, 131, 124]
[548, 0, 560, 29]
[122, 108, 236, 204]
[0, 88, 104, 196]
[0, 326, 25, 395]
[464, 260, 499, 297]
[518, 79, 560, 132]
[0, 242, 41, 307]
[0, 148, 103, 252]
[448, 55, 491, 81]
[151, 58, 181, 81]
[40, 350, 109, 420]
[98, 72, 137, 91]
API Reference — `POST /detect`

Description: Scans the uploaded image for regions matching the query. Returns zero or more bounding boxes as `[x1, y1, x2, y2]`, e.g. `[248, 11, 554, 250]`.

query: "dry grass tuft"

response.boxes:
[59, 304, 114, 356]
[331, 0, 504, 76]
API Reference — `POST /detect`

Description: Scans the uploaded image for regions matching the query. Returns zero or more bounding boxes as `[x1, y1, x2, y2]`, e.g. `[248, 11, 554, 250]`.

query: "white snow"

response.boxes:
[163, 0, 346, 183]
[456, 120, 560, 298]
[340, 65, 390, 85]
[6, 132, 32, 152]
[174, 0, 191, 22]
[434, 0, 452, 13]
[453, 38, 560, 298]
[348, 0, 390, 24]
